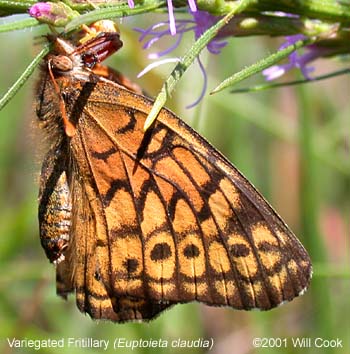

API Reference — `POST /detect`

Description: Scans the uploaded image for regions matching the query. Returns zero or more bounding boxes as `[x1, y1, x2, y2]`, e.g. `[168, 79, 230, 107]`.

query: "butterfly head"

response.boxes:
[46, 37, 85, 78]
[47, 29, 123, 77]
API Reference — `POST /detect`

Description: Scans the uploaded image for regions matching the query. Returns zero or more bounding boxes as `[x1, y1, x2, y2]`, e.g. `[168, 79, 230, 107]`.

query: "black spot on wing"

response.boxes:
[150, 242, 172, 261]
[102, 179, 130, 207]
[91, 147, 117, 162]
[116, 108, 136, 134]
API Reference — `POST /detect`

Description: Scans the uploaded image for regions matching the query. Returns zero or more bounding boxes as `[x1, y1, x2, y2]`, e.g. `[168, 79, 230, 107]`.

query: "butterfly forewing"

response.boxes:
[37, 33, 311, 322]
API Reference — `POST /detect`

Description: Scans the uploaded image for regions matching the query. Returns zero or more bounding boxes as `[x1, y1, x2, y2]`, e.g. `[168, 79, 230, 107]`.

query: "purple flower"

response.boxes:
[263, 34, 335, 81]
[29, 2, 77, 26]
[135, 10, 227, 107]
[127, 0, 197, 35]
[29, 2, 52, 19]
[191, 10, 228, 54]
[135, 11, 227, 59]
[167, 0, 197, 35]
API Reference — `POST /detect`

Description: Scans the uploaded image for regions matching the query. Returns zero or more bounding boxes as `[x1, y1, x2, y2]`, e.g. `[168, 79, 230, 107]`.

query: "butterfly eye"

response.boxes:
[50, 55, 73, 72]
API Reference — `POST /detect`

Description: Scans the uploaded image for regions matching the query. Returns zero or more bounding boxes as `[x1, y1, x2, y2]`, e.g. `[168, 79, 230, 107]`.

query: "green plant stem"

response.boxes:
[211, 37, 314, 93]
[217, 14, 335, 38]
[207, 0, 350, 21]
[297, 84, 334, 353]
[65, 0, 166, 31]
[0, 45, 49, 112]
[0, 0, 36, 13]
[0, 17, 40, 32]
[230, 68, 350, 93]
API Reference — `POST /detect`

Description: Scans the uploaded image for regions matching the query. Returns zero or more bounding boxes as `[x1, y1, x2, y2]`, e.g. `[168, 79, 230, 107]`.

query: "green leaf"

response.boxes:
[211, 37, 315, 94]
[229, 68, 350, 93]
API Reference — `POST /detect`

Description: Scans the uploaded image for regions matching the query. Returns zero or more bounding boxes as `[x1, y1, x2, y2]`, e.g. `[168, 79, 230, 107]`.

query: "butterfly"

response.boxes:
[36, 23, 312, 323]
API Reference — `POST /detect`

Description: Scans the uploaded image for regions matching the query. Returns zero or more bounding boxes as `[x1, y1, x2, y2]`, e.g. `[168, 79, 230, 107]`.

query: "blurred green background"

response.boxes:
[0, 13, 349, 354]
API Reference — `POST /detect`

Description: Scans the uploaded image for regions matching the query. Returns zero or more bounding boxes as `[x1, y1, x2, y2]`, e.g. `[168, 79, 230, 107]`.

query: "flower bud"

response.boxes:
[29, 2, 78, 27]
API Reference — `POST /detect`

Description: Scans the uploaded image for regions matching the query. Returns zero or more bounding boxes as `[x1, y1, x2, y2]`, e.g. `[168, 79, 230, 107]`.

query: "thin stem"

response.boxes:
[0, 45, 49, 112]
[65, 1, 165, 32]
[0, 0, 36, 13]
[0, 18, 41, 33]
[230, 68, 350, 93]
[297, 84, 334, 353]
[211, 37, 314, 94]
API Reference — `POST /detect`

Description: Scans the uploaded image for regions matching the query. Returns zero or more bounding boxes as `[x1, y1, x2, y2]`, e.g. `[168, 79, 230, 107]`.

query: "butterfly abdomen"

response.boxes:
[39, 167, 71, 264]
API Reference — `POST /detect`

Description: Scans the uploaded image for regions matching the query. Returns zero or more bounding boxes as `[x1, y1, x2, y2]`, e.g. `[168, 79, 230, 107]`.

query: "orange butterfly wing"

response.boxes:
[36, 33, 311, 322]
[45, 78, 311, 322]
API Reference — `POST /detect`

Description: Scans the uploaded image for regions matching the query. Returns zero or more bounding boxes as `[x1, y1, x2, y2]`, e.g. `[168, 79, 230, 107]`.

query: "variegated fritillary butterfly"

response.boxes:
[36, 25, 312, 323]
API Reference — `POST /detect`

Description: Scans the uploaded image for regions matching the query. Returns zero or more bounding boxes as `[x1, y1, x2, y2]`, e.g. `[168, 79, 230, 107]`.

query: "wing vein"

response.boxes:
[77, 124, 115, 304]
